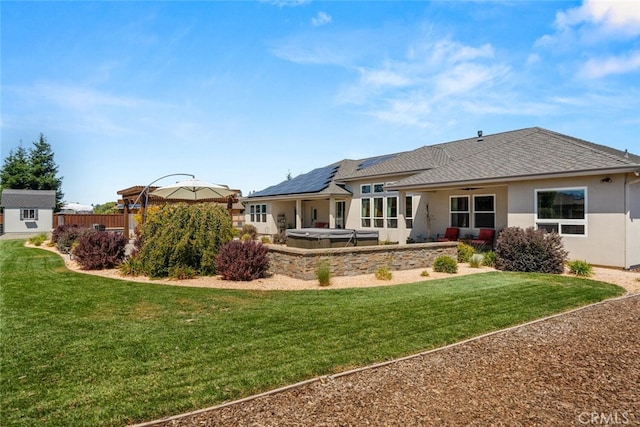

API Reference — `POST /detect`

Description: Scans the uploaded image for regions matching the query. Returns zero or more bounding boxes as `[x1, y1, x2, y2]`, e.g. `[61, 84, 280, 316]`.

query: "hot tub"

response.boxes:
[286, 228, 379, 249]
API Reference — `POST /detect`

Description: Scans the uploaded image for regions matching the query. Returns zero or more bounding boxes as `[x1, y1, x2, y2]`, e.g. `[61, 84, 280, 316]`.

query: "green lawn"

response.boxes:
[0, 240, 625, 426]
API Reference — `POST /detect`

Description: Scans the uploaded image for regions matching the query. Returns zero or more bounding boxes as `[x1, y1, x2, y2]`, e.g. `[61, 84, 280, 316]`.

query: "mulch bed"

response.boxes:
[139, 295, 640, 426]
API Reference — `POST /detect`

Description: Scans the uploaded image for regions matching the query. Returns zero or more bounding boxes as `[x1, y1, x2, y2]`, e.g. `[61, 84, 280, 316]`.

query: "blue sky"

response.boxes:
[2, 1, 640, 205]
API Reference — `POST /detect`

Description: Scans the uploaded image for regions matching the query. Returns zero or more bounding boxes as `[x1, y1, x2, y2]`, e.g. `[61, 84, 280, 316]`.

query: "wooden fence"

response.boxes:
[54, 214, 124, 229]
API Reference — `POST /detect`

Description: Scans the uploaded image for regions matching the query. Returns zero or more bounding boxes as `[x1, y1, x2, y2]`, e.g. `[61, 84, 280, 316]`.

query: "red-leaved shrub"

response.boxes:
[73, 231, 128, 270]
[215, 240, 269, 281]
[495, 227, 568, 274]
[52, 224, 90, 253]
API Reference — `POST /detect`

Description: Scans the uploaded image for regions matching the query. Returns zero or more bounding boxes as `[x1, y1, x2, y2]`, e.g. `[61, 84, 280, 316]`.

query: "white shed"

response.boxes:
[1, 189, 56, 234]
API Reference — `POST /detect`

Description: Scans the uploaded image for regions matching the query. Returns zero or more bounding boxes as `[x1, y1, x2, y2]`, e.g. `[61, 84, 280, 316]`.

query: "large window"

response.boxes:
[473, 195, 495, 228]
[405, 196, 413, 229]
[20, 209, 38, 220]
[450, 196, 469, 228]
[386, 196, 398, 228]
[361, 198, 371, 227]
[536, 188, 586, 235]
[360, 183, 399, 229]
[373, 197, 384, 228]
[249, 204, 267, 223]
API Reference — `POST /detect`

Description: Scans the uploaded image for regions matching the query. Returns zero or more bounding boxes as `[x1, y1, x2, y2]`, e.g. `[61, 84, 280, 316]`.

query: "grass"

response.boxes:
[0, 240, 625, 426]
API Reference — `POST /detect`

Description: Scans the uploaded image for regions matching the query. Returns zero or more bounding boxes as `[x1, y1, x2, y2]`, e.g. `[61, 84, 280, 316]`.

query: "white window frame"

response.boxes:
[405, 195, 413, 229]
[360, 183, 399, 229]
[535, 187, 587, 236]
[20, 208, 38, 220]
[249, 204, 267, 223]
[473, 194, 495, 229]
[361, 198, 371, 227]
[450, 195, 470, 228]
[373, 197, 384, 228]
[386, 196, 398, 229]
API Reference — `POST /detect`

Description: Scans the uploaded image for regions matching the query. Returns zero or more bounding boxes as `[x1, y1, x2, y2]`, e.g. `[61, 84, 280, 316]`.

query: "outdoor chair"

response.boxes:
[471, 228, 495, 248]
[437, 227, 459, 242]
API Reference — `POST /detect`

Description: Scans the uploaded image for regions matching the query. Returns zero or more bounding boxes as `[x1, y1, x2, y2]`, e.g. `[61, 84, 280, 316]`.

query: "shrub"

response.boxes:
[375, 266, 392, 281]
[136, 204, 234, 278]
[215, 240, 270, 281]
[495, 227, 568, 274]
[420, 270, 430, 277]
[567, 259, 593, 277]
[28, 233, 48, 246]
[469, 254, 483, 268]
[169, 265, 198, 280]
[483, 251, 497, 267]
[120, 257, 143, 277]
[73, 231, 127, 270]
[241, 233, 252, 242]
[272, 231, 287, 245]
[261, 236, 271, 244]
[433, 256, 458, 274]
[241, 224, 257, 240]
[52, 224, 90, 253]
[316, 261, 331, 286]
[457, 242, 475, 263]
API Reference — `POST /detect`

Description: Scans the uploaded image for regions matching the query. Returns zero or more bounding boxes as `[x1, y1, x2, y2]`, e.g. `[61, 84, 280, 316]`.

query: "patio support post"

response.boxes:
[329, 196, 336, 228]
[295, 199, 302, 229]
[398, 191, 407, 245]
[123, 199, 130, 239]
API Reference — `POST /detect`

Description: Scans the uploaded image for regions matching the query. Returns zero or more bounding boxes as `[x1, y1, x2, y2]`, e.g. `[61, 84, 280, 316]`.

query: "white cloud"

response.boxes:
[311, 11, 332, 27]
[333, 36, 508, 128]
[35, 83, 143, 110]
[260, 0, 310, 7]
[556, 0, 640, 35]
[369, 96, 433, 128]
[579, 50, 640, 78]
[434, 63, 509, 98]
[526, 53, 541, 66]
[359, 68, 412, 87]
[430, 40, 495, 64]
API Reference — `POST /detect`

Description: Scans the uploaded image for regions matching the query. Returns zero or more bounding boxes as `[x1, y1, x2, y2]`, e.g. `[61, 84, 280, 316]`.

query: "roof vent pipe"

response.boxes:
[477, 130, 483, 142]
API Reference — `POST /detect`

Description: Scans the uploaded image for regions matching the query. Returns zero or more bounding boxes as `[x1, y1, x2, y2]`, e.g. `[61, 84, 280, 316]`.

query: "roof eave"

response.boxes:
[387, 167, 640, 191]
[339, 171, 422, 183]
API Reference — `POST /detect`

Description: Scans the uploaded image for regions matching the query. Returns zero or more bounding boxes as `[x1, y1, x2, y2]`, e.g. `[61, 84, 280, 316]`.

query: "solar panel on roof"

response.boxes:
[357, 154, 397, 170]
[249, 164, 339, 197]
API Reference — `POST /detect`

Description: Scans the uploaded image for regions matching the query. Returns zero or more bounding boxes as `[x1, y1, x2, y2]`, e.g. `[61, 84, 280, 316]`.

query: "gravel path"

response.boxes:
[137, 294, 639, 426]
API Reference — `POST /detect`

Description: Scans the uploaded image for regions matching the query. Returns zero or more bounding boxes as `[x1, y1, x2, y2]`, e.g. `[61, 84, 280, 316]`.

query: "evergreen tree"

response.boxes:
[0, 145, 31, 190]
[1, 133, 64, 210]
[29, 133, 64, 208]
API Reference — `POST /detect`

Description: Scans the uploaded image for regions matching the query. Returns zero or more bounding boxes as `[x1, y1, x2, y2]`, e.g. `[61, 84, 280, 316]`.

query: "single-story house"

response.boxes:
[245, 127, 640, 269]
[0, 189, 56, 234]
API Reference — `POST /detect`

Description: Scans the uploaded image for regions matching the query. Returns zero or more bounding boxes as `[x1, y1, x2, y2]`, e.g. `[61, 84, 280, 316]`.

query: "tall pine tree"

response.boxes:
[1, 133, 64, 210]
[0, 145, 31, 189]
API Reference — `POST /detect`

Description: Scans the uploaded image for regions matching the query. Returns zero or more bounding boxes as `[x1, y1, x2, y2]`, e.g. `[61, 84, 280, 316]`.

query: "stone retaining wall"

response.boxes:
[267, 242, 458, 280]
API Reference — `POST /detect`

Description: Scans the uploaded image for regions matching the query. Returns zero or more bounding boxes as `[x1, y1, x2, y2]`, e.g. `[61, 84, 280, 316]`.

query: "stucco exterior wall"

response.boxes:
[507, 174, 628, 268]
[345, 179, 427, 243]
[3, 208, 53, 233]
[625, 179, 640, 268]
[420, 186, 508, 241]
